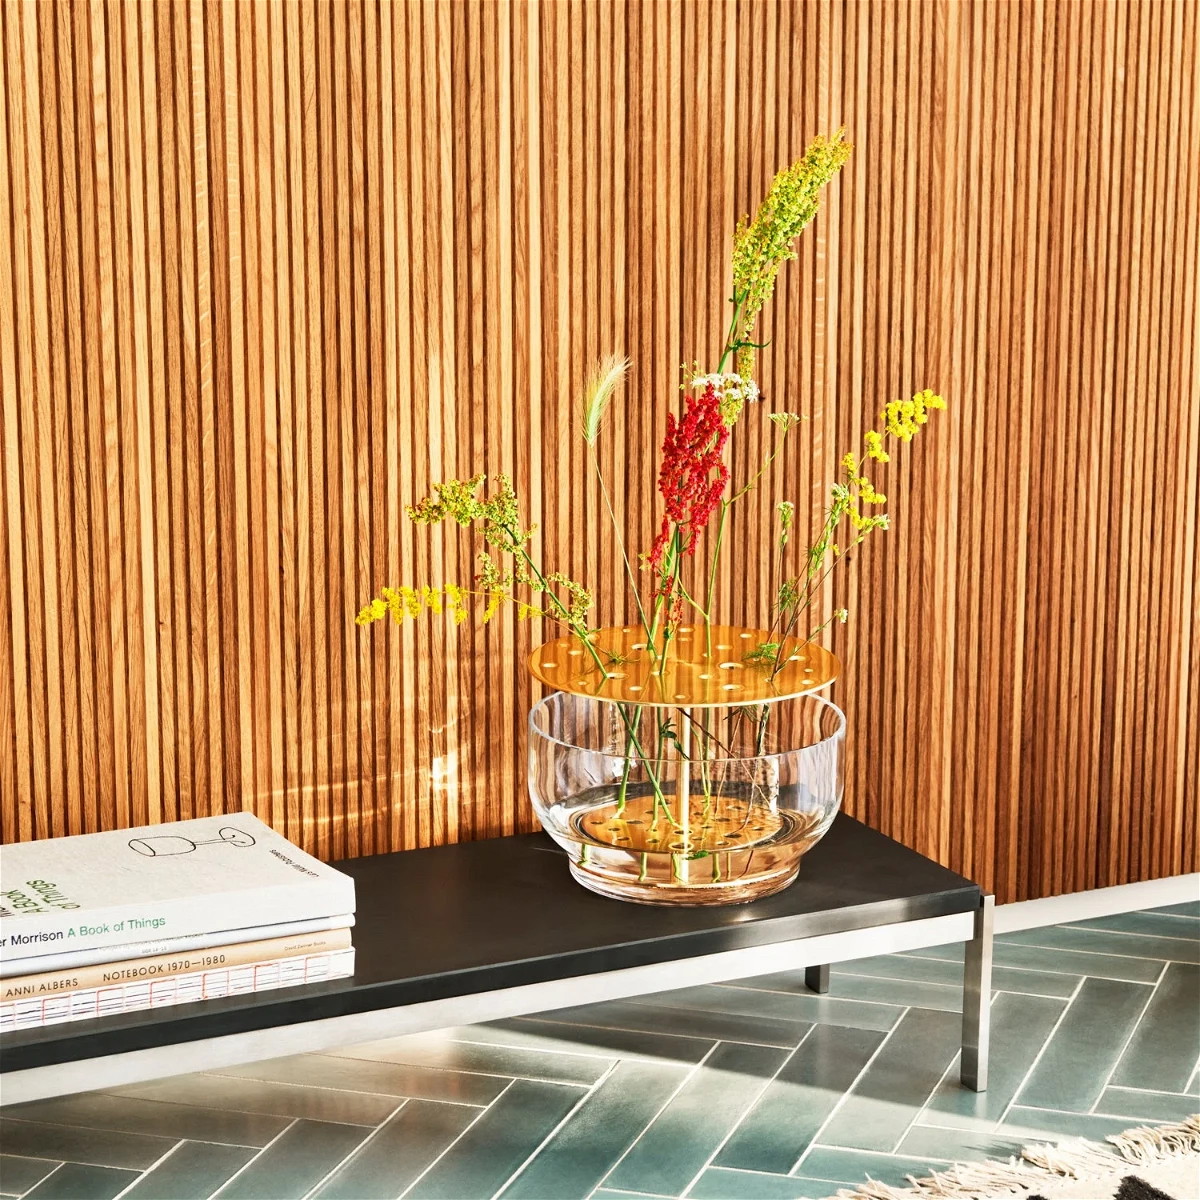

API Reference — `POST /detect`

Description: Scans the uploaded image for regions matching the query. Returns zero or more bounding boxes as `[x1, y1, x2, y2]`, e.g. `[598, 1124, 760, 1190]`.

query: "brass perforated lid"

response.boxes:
[528, 624, 839, 708]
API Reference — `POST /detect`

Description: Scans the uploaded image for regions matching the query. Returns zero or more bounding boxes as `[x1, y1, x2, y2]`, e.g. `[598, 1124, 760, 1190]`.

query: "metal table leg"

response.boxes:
[804, 964, 830, 994]
[960, 893, 994, 1091]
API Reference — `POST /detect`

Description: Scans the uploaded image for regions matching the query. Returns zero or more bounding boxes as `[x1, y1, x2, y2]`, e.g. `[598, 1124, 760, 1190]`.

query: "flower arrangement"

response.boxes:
[358, 131, 945, 904]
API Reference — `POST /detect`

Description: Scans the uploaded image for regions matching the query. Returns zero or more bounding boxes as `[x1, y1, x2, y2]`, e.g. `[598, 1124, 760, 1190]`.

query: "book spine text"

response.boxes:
[0, 929, 352, 999]
[0, 914, 355, 978]
[0, 948, 355, 1031]
[0, 877, 355, 963]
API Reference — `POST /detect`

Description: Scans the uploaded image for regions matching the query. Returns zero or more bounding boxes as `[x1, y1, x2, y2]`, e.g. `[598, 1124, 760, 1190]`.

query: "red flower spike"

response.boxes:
[647, 384, 731, 571]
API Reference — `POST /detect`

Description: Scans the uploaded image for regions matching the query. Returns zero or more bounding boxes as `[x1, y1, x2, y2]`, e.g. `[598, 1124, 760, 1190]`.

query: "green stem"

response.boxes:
[730, 431, 790, 502]
[704, 503, 729, 657]
[589, 447, 652, 640]
[510, 541, 672, 815]
[673, 577, 710, 621]
[614, 703, 641, 813]
[717, 295, 744, 373]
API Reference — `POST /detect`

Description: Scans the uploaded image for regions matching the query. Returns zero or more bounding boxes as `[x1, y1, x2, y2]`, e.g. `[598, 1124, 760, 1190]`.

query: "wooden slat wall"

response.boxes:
[1, 0, 1196, 902]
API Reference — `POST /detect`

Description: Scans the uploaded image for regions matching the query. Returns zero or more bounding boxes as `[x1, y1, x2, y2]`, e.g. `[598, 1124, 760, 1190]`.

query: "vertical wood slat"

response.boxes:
[1, 0, 1196, 903]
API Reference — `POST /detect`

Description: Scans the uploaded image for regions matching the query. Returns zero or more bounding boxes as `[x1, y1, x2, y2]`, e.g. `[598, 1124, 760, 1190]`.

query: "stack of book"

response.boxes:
[0, 814, 355, 1031]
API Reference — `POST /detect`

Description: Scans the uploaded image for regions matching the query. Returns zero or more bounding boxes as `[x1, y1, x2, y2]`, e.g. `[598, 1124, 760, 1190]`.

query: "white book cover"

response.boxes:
[0, 814, 355, 964]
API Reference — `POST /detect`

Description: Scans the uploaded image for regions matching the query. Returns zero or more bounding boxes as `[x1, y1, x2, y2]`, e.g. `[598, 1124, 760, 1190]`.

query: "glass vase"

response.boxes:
[527, 690, 845, 905]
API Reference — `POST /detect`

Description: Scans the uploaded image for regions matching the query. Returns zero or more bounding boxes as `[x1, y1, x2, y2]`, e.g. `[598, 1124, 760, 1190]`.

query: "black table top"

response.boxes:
[2, 814, 979, 1074]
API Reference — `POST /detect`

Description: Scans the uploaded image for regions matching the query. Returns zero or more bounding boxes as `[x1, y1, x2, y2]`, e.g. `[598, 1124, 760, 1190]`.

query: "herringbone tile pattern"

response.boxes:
[2, 906, 1197, 1200]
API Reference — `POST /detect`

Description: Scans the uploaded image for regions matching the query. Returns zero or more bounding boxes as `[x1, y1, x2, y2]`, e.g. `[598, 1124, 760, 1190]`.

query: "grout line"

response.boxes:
[110, 1140, 187, 1200]
[2, 1152, 59, 1200]
[588, 1189, 676, 1200]
[717, 981, 900, 1013]
[449, 1027, 639, 1062]
[595, 1041, 720, 1192]
[0, 1120, 181, 1174]
[826, 966, 968, 991]
[992, 934, 1184, 965]
[1058, 919, 1200, 944]
[396, 1084, 505, 1200]
[0, 1109, 275, 1152]
[846, 958, 1096, 995]
[984, 987, 1082, 1001]
[915, 1116, 1023, 1136]
[1007, 1102, 1125, 1117]
[831, 969, 1080, 1006]
[1001, 1100, 1200, 1131]
[473, 1025, 697, 1058]
[1097, 1083, 1200, 1098]
[15, 1163, 65, 1199]
[787, 1007, 912, 1177]
[205, 1118, 300, 1198]
[707, 1162, 850, 1183]
[183, 1070, 492, 1104]
[996, 975, 1086, 1125]
[1088, 961, 1170, 1111]
[299, 1100, 409, 1200]
[501, 1012, 732, 1047]
[887, 1002, 987, 1154]
[495, 1063, 614, 1199]
[1087, 1100, 1200, 1123]
[810, 1142, 955, 1164]
[896, 943, 1170, 975]
[301, 1052, 577, 1090]
[514, 1010, 789, 1052]
[102, 1075, 401, 1125]
[679, 1024, 818, 1198]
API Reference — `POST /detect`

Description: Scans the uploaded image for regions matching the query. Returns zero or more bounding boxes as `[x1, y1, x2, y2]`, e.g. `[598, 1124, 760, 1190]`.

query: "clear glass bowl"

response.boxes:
[528, 691, 845, 905]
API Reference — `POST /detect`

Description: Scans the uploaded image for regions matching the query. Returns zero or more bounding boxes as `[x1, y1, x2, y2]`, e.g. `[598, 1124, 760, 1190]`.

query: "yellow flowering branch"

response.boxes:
[763, 389, 946, 675]
[356, 583, 547, 629]
[726, 131, 852, 376]
[359, 473, 595, 652]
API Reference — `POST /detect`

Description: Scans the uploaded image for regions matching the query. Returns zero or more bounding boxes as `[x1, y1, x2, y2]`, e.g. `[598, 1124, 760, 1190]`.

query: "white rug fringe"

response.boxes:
[832, 1114, 1200, 1200]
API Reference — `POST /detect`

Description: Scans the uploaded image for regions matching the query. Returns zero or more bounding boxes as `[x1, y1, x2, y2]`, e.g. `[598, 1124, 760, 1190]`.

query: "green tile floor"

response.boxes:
[1, 904, 1197, 1200]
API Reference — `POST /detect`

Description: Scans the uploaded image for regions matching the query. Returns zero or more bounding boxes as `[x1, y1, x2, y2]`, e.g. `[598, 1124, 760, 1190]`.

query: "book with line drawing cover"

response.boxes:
[0, 814, 355, 964]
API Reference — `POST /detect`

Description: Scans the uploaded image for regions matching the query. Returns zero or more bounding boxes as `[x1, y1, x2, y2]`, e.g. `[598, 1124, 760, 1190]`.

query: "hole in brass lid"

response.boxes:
[723, 683, 743, 691]
[718, 661, 741, 670]
[541, 662, 557, 669]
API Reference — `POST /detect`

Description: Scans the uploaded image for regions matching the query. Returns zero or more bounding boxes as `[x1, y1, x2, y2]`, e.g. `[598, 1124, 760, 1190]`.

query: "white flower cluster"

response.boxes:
[688, 372, 762, 406]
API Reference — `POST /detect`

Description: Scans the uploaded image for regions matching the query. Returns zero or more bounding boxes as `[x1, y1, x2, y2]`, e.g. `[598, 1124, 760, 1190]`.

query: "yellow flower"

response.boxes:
[864, 430, 890, 462]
